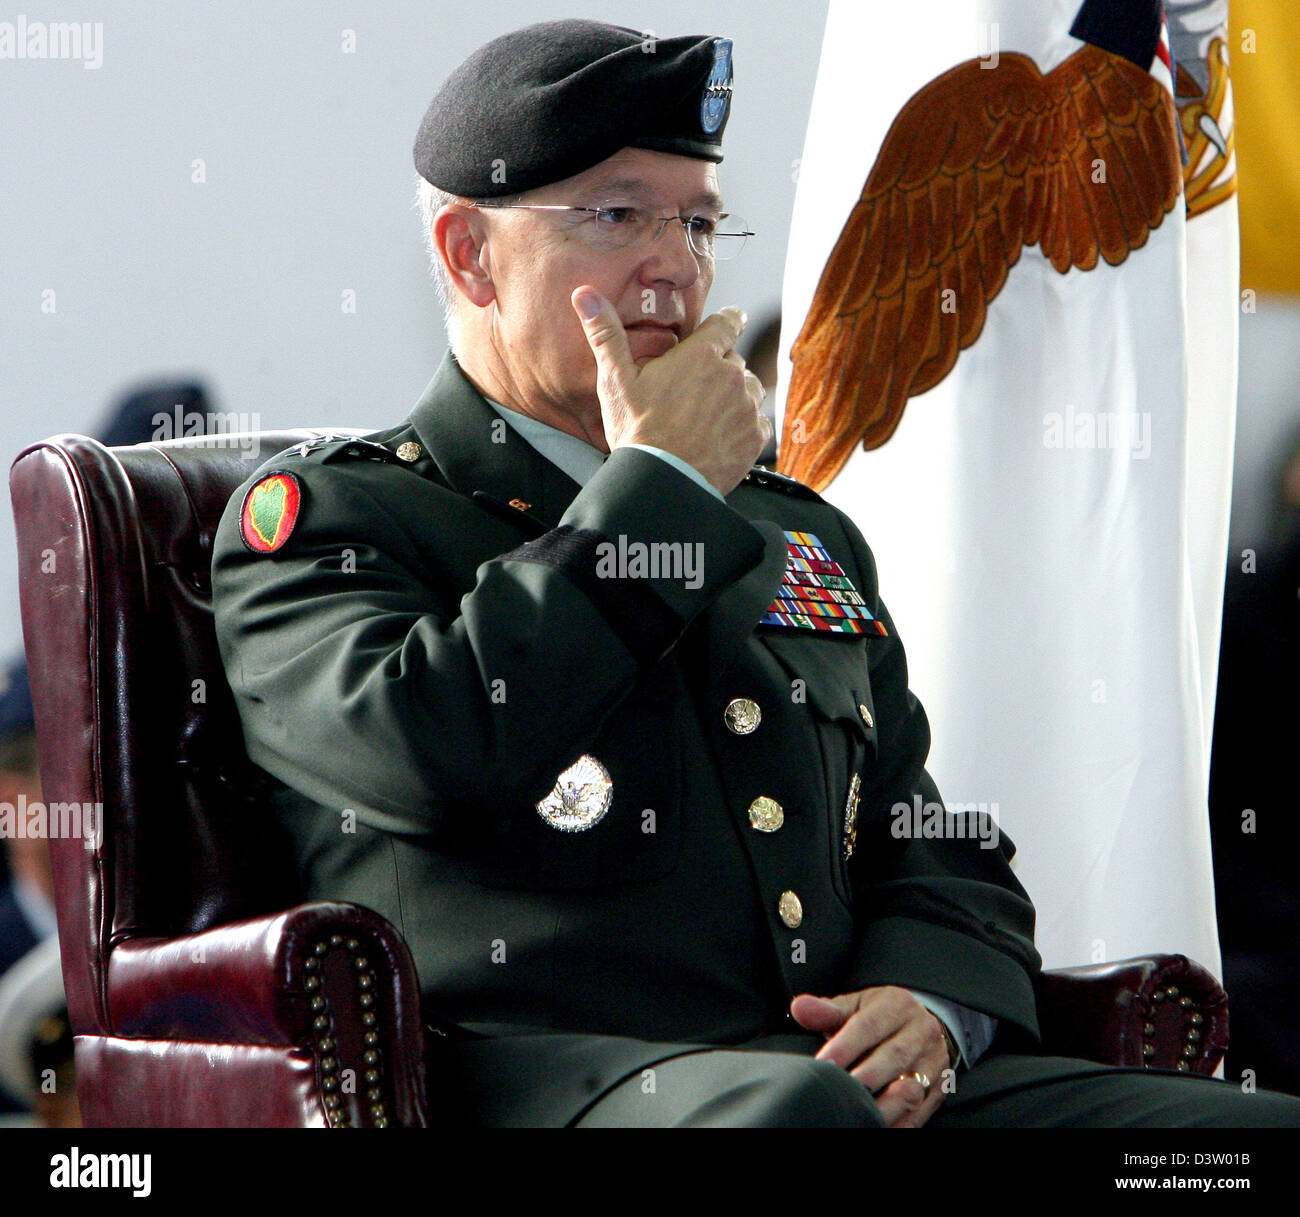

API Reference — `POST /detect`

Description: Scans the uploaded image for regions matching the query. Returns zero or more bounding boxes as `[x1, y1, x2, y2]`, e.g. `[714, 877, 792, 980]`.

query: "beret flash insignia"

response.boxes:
[239, 471, 302, 554]
[701, 38, 733, 135]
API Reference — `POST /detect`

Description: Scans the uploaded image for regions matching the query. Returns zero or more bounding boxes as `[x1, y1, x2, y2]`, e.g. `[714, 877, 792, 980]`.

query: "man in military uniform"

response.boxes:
[213, 20, 1300, 1127]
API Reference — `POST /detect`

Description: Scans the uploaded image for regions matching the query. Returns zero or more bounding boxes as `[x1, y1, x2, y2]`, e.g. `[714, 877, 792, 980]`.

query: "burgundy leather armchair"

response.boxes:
[8, 431, 1229, 1127]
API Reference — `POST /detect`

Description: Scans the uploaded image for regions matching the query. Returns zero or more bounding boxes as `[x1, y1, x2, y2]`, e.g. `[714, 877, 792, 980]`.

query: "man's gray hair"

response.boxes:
[416, 178, 522, 349]
[416, 178, 461, 342]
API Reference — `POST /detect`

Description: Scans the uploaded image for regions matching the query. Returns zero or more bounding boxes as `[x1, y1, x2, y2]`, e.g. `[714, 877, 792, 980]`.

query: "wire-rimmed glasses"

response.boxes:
[471, 201, 753, 261]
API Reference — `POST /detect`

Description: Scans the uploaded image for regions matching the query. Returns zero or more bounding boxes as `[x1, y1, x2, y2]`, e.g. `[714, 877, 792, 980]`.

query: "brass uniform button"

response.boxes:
[724, 697, 761, 734]
[747, 796, 784, 833]
[395, 441, 422, 462]
[858, 703, 874, 730]
[778, 890, 803, 929]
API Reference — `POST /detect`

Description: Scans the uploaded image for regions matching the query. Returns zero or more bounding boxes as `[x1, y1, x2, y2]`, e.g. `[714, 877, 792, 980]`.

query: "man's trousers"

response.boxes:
[427, 1029, 1300, 1127]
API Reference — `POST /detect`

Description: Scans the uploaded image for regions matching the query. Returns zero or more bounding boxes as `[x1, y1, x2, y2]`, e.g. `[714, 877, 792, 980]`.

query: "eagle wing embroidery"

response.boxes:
[780, 46, 1182, 491]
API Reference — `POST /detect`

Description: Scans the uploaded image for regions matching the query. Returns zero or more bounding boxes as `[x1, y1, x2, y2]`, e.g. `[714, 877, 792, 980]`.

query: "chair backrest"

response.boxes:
[9, 431, 360, 1036]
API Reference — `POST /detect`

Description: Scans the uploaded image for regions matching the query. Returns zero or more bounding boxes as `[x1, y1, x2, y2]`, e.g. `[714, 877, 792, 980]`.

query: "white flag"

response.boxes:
[777, 0, 1238, 975]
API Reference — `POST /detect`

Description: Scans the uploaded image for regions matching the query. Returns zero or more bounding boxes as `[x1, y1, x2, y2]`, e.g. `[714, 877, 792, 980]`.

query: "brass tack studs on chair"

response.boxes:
[305, 932, 395, 1127]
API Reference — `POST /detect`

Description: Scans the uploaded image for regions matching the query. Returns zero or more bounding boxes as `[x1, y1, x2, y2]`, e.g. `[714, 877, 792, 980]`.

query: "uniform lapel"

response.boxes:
[406, 352, 583, 529]
[699, 519, 789, 682]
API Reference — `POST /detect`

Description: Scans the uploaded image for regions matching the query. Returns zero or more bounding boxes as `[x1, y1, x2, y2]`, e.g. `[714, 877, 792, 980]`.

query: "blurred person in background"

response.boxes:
[0, 939, 78, 1127]
[1210, 425, 1300, 1096]
[738, 311, 780, 466]
[0, 657, 55, 1121]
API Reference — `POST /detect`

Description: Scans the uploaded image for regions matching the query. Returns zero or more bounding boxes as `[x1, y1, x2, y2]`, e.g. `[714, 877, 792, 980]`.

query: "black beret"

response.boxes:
[414, 19, 734, 197]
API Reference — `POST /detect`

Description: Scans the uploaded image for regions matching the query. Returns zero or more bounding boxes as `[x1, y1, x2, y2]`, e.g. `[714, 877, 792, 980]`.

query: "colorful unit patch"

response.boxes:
[239, 472, 302, 554]
[759, 531, 887, 636]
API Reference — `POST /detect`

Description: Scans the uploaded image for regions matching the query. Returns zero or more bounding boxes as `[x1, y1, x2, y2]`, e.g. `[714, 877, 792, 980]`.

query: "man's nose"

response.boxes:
[639, 217, 701, 288]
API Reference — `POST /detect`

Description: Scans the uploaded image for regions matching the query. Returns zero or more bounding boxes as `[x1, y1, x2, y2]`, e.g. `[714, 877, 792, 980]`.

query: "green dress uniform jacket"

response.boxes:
[212, 353, 1042, 1062]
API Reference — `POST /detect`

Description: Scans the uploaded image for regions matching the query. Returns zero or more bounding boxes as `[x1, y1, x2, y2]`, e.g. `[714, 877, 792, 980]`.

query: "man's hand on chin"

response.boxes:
[571, 286, 769, 497]
[790, 987, 953, 1128]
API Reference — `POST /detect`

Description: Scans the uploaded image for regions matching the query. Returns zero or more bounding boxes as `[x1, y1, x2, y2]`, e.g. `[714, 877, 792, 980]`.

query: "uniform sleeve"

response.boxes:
[908, 989, 998, 1068]
[213, 446, 764, 840]
[625, 444, 725, 501]
[833, 511, 1042, 1041]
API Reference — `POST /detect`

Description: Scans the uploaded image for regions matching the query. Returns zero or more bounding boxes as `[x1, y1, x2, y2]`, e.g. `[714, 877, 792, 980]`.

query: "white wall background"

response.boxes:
[0, 0, 829, 660]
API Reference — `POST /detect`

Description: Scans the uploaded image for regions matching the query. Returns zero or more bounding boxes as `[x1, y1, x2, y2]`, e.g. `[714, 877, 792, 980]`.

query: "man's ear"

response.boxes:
[433, 204, 496, 309]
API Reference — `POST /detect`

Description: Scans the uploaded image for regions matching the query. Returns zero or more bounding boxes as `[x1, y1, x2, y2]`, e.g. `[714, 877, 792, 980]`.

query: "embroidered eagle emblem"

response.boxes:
[780, 37, 1183, 490]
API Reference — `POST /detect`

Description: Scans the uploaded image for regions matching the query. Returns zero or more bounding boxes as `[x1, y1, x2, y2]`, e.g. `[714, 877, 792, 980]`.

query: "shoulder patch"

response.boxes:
[743, 466, 824, 502]
[240, 471, 303, 553]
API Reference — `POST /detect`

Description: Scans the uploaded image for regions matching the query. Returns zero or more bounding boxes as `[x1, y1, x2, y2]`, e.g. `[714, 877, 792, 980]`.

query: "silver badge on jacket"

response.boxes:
[536, 754, 613, 832]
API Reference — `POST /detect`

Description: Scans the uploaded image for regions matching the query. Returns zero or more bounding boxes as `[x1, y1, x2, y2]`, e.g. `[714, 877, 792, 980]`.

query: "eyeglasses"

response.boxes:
[471, 202, 753, 261]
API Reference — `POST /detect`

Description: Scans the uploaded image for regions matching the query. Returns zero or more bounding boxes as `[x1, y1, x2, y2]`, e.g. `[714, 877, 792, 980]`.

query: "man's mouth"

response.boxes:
[624, 320, 683, 350]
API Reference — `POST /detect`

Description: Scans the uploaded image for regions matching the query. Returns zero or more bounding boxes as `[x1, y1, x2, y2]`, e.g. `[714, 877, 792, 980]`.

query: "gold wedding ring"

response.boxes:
[899, 1070, 932, 1099]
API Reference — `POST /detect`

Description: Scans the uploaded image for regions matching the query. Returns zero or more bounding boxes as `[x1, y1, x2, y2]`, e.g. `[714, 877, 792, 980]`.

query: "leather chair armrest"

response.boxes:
[1036, 955, 1228, 1076]
[105, 901, 428, 1127]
